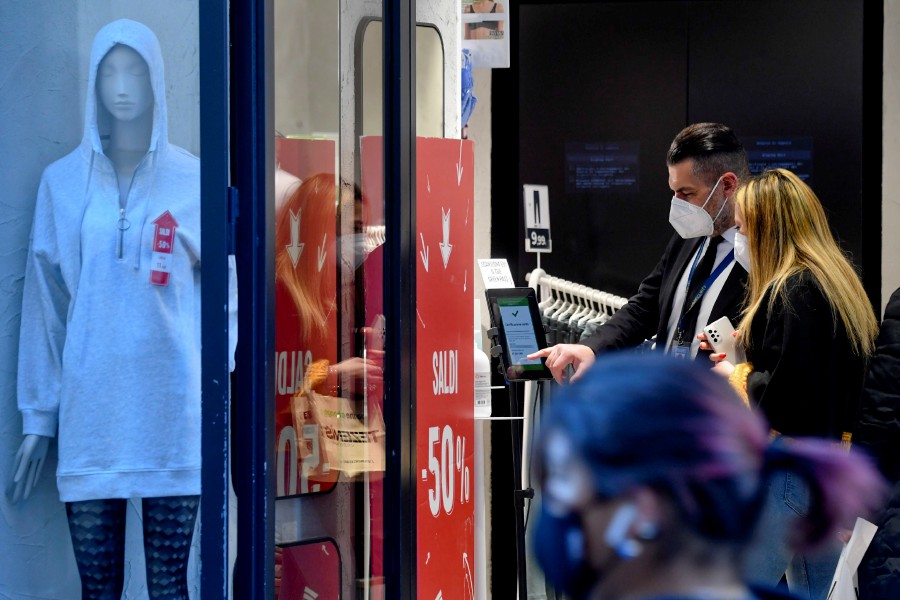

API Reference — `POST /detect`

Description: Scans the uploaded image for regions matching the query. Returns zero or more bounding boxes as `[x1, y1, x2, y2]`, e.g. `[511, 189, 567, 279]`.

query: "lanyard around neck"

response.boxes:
[675, 239, 734, 340]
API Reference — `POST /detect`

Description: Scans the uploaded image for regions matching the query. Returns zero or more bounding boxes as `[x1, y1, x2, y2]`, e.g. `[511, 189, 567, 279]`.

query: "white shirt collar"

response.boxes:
[718, 226, 737, 246]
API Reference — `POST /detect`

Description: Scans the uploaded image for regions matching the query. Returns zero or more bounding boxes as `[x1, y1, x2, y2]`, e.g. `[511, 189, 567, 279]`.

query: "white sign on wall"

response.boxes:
[477, 258, 515, 289]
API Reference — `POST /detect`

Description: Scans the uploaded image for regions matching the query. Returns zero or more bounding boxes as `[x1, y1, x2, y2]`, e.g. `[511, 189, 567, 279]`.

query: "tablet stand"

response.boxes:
[486, 326, 534, 600]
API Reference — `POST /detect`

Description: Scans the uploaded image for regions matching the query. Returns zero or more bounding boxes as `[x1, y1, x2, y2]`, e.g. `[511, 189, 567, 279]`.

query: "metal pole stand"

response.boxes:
[487, 327, 533, 600]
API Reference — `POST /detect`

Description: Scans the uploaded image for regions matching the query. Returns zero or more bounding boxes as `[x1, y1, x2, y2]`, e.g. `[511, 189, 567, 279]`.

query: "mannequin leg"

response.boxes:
[66, 498, 127, 599]
[142, 495, 200, 599]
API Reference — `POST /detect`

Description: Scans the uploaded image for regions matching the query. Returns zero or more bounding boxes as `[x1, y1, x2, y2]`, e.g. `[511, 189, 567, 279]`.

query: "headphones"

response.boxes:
[603, 502, 655, 559]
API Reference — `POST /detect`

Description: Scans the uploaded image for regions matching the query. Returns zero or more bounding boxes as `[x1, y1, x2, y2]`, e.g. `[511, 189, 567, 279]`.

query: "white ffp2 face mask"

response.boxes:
[668, 176, 726, 239]
[734, 231, 751, 272]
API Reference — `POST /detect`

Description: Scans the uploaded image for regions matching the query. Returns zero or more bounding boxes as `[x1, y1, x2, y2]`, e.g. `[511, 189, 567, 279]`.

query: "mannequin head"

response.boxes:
[96, 44, 154, 123]
[86, 19, 167, 156]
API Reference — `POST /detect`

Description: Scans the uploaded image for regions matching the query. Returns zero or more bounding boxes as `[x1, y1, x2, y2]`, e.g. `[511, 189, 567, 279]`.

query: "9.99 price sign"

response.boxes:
[523, 183, 552, 253]
[416, 138, 475, 600]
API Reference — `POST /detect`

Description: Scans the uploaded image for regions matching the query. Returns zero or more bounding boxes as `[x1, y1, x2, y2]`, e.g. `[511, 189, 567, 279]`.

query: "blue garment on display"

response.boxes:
[461, 49, 478, 128]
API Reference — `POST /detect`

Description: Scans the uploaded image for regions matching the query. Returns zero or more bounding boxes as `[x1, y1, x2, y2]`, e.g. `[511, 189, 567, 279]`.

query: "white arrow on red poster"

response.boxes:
[420, 232, 430, 272]
[439, 207, 452, 269]
[150, 210, 179, 286]
[287, 208, 305, 268]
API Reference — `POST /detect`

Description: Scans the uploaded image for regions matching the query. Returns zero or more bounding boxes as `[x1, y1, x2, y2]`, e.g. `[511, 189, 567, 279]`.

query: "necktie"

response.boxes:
[679, 235, 723, 345]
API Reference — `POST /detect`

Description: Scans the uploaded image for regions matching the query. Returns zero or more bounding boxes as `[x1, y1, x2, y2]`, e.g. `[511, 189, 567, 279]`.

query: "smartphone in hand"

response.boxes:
[703, 316, 737, 361]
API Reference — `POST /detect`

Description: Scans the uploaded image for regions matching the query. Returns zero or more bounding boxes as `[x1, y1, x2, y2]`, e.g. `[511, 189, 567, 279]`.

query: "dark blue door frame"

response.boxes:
[229, 0, 277, 597]
[384, 1, 417, 599]
[199, 0, 233, 597]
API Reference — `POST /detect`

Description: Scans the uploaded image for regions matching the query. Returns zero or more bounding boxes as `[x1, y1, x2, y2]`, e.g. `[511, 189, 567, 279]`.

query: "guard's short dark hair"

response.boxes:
[667, 122, 750, 184]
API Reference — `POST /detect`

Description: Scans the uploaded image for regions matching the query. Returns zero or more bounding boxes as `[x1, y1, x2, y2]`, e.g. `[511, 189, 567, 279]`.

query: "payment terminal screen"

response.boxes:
[497, 296, 543, 370]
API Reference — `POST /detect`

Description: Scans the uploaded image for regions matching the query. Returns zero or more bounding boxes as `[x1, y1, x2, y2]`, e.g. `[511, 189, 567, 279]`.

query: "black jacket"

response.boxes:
[854, 287, 900, 599]
[744, 270, 867, 440]
[582, 233, 747, 357]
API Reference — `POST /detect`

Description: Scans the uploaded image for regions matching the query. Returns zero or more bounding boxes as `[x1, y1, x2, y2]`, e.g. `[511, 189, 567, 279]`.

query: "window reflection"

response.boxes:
[275, 172, 341, 496]
[272, 142, 386, 598]
[271, 2, 393, 596]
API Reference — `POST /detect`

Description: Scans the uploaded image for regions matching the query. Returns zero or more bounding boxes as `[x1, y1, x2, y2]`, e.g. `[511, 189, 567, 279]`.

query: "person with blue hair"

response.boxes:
[532, 353, 885, 600]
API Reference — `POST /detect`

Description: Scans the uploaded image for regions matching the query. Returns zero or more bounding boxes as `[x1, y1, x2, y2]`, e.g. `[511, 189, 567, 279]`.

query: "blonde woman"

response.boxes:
[706, 168, 878, 599]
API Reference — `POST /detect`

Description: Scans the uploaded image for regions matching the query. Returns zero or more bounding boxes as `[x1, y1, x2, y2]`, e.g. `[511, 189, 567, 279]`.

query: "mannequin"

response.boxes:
[8, 19, 217, 598]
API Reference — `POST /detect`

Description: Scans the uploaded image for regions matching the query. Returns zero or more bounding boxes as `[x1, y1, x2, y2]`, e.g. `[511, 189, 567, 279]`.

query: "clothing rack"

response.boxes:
[525, 269, 629, 345]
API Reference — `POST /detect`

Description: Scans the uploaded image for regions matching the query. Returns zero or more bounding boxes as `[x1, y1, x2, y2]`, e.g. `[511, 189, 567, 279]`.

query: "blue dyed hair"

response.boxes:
[535, 351, 885, 549]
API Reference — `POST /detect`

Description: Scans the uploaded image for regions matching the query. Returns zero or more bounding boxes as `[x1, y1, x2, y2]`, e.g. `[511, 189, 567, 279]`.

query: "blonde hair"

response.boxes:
[736, 169, 877, 357]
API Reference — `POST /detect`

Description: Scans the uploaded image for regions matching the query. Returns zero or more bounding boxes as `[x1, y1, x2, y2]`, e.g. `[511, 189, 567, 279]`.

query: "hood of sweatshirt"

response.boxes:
[83, 18, 168, 156]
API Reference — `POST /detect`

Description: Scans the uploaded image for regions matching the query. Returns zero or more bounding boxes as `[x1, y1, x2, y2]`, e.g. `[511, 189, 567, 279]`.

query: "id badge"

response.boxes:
[671, 345, 691, 360]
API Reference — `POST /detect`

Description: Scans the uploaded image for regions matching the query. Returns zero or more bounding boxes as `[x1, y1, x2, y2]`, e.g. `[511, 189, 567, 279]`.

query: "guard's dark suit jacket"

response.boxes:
[582, 233, 747, 358]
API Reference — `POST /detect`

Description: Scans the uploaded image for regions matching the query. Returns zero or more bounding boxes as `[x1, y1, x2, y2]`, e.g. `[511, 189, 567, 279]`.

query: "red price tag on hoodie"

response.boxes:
[150, 210, 178, 286]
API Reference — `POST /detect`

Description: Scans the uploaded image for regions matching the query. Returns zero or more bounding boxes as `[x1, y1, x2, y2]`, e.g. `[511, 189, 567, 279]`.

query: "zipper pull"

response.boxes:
[117, 208, 131, 259]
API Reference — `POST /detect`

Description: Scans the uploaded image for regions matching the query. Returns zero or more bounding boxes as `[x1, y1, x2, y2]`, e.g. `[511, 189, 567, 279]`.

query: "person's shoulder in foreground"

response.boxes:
[749, 584, 806, 600]
[533, 351, 884, 600]
[643, 586, 802, 600]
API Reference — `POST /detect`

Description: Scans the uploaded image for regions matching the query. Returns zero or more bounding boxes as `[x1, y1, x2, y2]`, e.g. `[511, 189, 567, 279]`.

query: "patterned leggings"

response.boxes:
[66, 495, 200, 599]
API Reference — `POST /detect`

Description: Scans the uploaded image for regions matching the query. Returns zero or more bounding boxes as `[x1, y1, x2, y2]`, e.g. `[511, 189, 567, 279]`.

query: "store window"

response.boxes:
[0, 4, 214, 598]
[269, 2, 470, 597]
[272, 2, 387, 598]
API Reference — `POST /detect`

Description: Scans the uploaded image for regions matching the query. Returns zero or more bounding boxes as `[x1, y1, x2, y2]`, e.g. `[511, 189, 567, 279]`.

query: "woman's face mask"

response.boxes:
[535, 432, 598, 599]
[734, 231, 751, 272]
[534, 504, 597, 600]
[534, 500, 646, 599]
[668, 176, 727, 239]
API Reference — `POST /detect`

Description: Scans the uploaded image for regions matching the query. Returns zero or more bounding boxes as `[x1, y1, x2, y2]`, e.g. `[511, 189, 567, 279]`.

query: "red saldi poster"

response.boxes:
[360, 136, 476, 599]
[414, 137, 476, 600]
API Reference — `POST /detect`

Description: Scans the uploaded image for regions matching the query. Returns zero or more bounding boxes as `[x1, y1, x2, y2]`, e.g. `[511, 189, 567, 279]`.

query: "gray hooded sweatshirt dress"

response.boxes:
[17, 19, 206, 502]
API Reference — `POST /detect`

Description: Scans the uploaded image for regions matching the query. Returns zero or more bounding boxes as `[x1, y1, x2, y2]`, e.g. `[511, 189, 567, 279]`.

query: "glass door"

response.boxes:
[269, 2, 387, 599]
[229, 1, 427, 597]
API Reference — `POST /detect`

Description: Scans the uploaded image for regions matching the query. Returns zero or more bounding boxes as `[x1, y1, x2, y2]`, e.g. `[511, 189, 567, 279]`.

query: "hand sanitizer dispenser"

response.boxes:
[474, 302, 492, 418]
